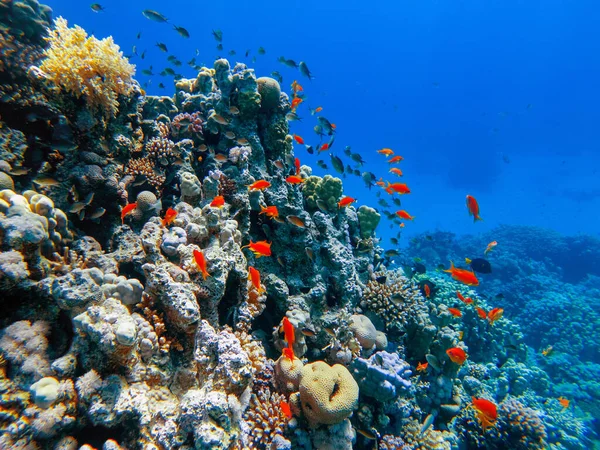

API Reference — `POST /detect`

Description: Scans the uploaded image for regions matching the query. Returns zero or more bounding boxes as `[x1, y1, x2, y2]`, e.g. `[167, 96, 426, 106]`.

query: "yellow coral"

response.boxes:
[40, 17, 135, 118]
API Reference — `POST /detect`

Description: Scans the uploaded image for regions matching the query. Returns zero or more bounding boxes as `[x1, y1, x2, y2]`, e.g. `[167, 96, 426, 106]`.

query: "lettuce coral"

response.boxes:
[40, 17, 135, 118]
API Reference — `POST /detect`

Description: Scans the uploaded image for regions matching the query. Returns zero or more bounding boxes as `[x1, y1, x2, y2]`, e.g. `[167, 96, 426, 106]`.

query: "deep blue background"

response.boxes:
[44, 0, 600, 246]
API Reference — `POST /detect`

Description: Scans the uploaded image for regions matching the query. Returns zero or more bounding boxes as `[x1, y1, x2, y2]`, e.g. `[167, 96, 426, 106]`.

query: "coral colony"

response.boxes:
[0, 2, 596, 449]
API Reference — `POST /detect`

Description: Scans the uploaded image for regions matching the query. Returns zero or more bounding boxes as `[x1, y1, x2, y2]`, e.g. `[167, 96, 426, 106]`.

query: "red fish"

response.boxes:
[161, 207, 177, 227]
[395, 210, 415, 220]
[291, 97, 303, 110]
[295, 157, 301, 175]
[248, 266, 265, 294]
[389, 168, 403, 176]
[291, 80, 303, 93]
[444, 261, 479, 286]
[448, 307, 462, 317]
[377, 148, 394, 157]
[283, 346, 295, 362]
[286, 175, 305, 184]
[388, 155, 404, 163]
[476, 307, 487, 319]
[484, 240, 497, 255]
[456, 291, 467, 303]
[385, 182, 411, 195]
[466, 195, 483, 222]
[558, 397, 570, 410]
[471, 397, 498, 431]
[464, 297, 474, 304]
[416, 362, 428, 372]
[424, 284, 431, 298]
[314, 106, 323, 113]
[121, 202, 137, 224]
[318, 143, 330, 152]
[248, 180, 271, 190]
[260, 205, 279, 219]
[210, 195, 225, 208]
[193, 249, 210, 280]
[446, 347, 467, 365]
[241, 240, 272, 258]
[293, 134, 304, 145]
[488, 307, 504, 325]
[338, 196, 357, 208]
[282, 316, 295, 347]
[280, 400, 293, 419]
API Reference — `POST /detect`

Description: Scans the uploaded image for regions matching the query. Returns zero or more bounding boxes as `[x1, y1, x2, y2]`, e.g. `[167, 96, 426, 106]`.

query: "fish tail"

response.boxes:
[474, 215, 483, 222]
[444, 261, 455, 273]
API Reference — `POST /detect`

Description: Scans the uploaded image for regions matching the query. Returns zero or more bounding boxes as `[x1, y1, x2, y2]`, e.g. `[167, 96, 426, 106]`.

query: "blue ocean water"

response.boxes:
[45, 0, 600, 244]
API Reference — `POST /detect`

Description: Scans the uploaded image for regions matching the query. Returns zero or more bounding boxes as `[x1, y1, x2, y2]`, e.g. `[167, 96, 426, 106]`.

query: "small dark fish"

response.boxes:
[173, 25, 190, 38]
[245, 49, 251, 57]
[142, 68, 154, 76]
[413, 262, 426, 274]
[495, 293, 505, 300]
[299, 61, 314, 80]
[345, 164, 353, 175]
[350, 153, 365, 166]
[356, 429, 378, 440]
[187, 57, 196, 67]
[362, 171, 376, 189]
[378, 199, 390, 208]
[436, 264, 445, 271]
[375, 276, 387, 284]
[216, 43, 223, 51]
[316, 199, 329, 212]
[142, 10, 169, 23]
[136, 32, 141, 39]
[301, 327, 316, 337]
[353, 169, 361, 177]
[330, 154, 344, 175]
[271, 71, 283, 83]
[502, 153, 511, 164]
[90, 3, 105, 12]
[305, 145, 314, 155]
[466, 257, 492, 274]
[392, 198, 402, 206]
[385, 249, 399, 258]
[158, 83, 165, 89]
[314, 125, 324, 137]
[344, 146, 352, 156]
[163, 67, 175, 76]
[156, 42, 168, 52]
[212, 29, 223, 42]
[390, 238, 399, 245]
[317, 116, 334, 135]
[258, 46, 266, 55]
[228, 50, 236, 56]
[317, 160, 328, 170]
[141, 50, 146, 59]
[305, 247, 314, 262]
[285, 112, 302, 122]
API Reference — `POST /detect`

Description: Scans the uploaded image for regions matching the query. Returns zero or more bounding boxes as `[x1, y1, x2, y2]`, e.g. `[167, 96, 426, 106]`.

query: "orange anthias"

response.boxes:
[377, 148, 394, 157]
[286, 175, 305, 184]
[248, 266, 265, 294]
[471, 397, 498, 431]
[210, 195, 225, 207]
[456, 291, 469, 304]
[161, 207, 178, 227]
[488, 307, 504, 325]
[448, 307, 462, 318]
[385, 182, 411, 195]
[248, 180, 271, 191]
[280, 400, 293, 419]
[444, 261, 479, 286]
[318, 143, 330, 152]
[295, 157, 301, 175]
[558, 397, 570, 410]
[389, 167, 403, 176]
[241, 240, 272, 258]
[260, 205, 279, 219]
[396, 210, 415, 220]
[338, 196, 357, 208]
[193, 249, 210, 280]
[283, 346, 295, 362]
[293, 134, 304, 144]
[282, 316, 295, 347]
[484, 240, 497, 255]
[424, 284, 431, 298]
[416, 362, 428, 372]
[476, 307, 487, 319]
[446, 347, 468, 365]
[466, 195, 483, 222]
[291, 97, 303, 110]
[388, 155, 404, 163]
[121, 202, 137, 224]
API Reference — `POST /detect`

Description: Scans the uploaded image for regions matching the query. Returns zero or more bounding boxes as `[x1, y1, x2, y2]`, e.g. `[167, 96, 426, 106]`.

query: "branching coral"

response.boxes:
[244, 387, 290, 449]
[39, 17, 135, 118]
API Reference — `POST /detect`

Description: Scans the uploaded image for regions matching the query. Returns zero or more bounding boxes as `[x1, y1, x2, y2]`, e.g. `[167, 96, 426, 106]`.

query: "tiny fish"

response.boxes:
[89, 207, 106, 219]
[210, 196, 225, 208]
[9, 168, 29, 176]
[212, 114, 229, 125]
[271, 71, 283, 83]
[173, 25, 189, 38]
[224, 131, 236, 139]
[68, 202, 86, 213]
[416, 361, 428, 372]
[356, 429, 378, 440]
[466, 194, 483, 222]
[162, 207, 178, 227]
[338, 196, 356, 208]
[258, 46, 266, 55]
[90, 3, 105, 12]
[121, 202, 137, 224]
[286, 215, 306, 228]
[236, 138, 249, 145]
[305, 247, 314, 261]
[212, 29, 223, 42]
[33, 176, 60, 187]
[280, 401, 292, 419]
[301, 326, 316, 337]
[465, 257, 492, 274]
[156, 42, 168, 52]
[142, 10, 168, 23]
[299, 61, 314, 80]
[330, 154, 344, 175]
[193, 249, 210, 280]
[229, 106, 240, 115]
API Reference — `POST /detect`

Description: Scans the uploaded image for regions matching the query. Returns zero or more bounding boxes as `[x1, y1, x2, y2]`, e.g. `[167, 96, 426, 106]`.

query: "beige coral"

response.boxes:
[298, 361, 359, 426]
[40, 17, 135, 118]
[274, 354, 304, 394]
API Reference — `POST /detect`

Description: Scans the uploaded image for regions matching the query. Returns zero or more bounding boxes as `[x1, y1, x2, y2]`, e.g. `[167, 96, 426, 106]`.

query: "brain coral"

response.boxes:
[40, 17, 135, 118]
[299, 361, 359, 426]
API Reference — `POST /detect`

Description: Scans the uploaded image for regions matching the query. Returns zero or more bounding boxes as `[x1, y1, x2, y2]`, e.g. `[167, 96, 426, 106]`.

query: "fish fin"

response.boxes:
[465, 258, 471, 264]
[443, 261, 455, 273]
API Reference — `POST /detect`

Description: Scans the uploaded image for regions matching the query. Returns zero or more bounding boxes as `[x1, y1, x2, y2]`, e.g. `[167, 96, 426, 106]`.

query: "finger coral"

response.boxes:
[39, 17, 135, 118]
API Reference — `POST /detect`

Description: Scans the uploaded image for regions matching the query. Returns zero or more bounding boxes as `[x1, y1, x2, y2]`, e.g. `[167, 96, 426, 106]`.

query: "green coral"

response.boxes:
[302, 175, 342, 211]
[357, 205, 380, 238]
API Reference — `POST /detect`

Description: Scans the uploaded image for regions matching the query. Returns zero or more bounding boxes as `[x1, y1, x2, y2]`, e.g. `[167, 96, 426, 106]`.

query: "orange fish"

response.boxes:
[293, 134, 304, 144]
[488, 307, 504, 325]
[443, 261, 479, 286]
[161, 207, 177, 227]
[416, 362, 428, 372]
[193, 249, 210, 280]
[395, 210, 414, 220]
[558, 397, 570, 410]
[280, 400, 293, 419]
[248, 266, 265, 294]
[283, 346, 295, 364]
[295, 157, 301, 175]
[286, 175, 305, 184]
[476, 307, 487, 319]
[375, 178, 386, 187]
[389, 167, 403, 176]
[464, 296, 474, 305]
[456, 291, 467, 303]
[399, 223, 405, 228]
[291, 97, 303, 110]
[338, 196, 357, 208]
[318, 143, 330, 152]
[446, 347, 467, 365]
[388, 155, 404, 163]
[331, 123, 336, 129]
[314, 106, 323, 113]
[291, 80, 303, 93]
[241, 240, 272, 258]
[471, 397, 498, 431]
[286, 215, 306, 228]
[248, 180, 271, 191]
[484, 240, 497, 255]
[260, 205, 279, 219]
[385, 182, 411, 195]
[210, 195, 225, 208]
[377, 148, 394, 157]
[541, 345, 553, 357]
[282, 316, 295, 347]
[448, 308, 462, 318]
[424, 284, 431, 298]
[121, 202, 137, 224]
[466, 195, 483, 222]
